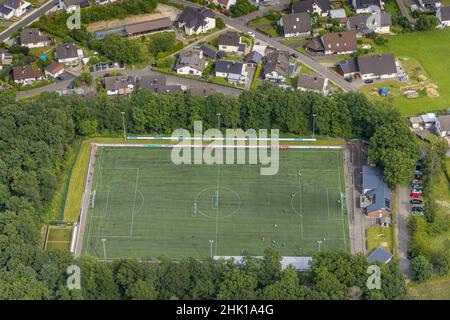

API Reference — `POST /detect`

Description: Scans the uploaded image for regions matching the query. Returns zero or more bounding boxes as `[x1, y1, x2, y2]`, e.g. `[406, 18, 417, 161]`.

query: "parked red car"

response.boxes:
[410, 193, 423, 199]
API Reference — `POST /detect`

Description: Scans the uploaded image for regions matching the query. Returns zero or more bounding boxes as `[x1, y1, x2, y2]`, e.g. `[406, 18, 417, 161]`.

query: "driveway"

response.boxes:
[397, 186, 412, 279]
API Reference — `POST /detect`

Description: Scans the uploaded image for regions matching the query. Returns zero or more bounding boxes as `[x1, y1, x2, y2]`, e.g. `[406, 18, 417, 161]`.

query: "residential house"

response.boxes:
[337, 53, 398, 80]
[297, 73, 328, 94]
[20, 28, 50, 48]
[321, 31, 357, 55]
[218, 32, 242, 53]
[125, 18, 172, 37]
[409, 116, 424, 129]
[103, 76, 134, 96]
[435, 115, 450, 137]
[137, 75, 184, 93]
[44, 62, 64, 79]
[11, 64, 44, 85]
[200, 45, 218, 59]
[55, 43, 84, 64]
[418, 0, 441, 10]
[262, 50, 290, 83]
[409, 113, 438, 130]
[278, 12, 312, 38]
[367, 247, 393, 264]
[0, 48, 13, 71]
[252, 43, 267, 57]
[244, 50, 263, 67]
[0, 0, 30, 19]
[214, 60, 248, 83]
[176, 6, 216, 35]
[59, 0, 91, 13]
[437, 6, 450, 26]
[175, 49, 206, 76]
[347, 12, 392, 36]
[291, 0, 330, 17]
[351, 0, 382, 14]
[361, 165, 391, 218]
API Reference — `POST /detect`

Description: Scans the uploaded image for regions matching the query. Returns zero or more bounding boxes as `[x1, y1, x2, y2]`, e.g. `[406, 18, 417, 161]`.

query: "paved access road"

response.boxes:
[172, 0, 357, 92]
[396, 186, 412, 279]
[0, 0, 59, 42]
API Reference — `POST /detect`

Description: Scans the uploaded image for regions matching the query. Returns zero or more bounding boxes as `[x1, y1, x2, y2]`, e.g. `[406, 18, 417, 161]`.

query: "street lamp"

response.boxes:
[312, 113, 317, 139]
[120, 111, 126, 141]
[101, 238, 107, 260]
[317, 238, 326, 252]
[209, 240, 214, 258]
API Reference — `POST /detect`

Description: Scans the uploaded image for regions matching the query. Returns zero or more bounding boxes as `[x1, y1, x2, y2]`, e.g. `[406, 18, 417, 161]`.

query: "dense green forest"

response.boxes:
[0, 85, 416, 299]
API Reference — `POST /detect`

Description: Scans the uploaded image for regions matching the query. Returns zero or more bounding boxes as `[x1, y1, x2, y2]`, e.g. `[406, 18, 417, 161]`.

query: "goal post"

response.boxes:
[192, 202, 197, 217]
[212, 191, 219, 209]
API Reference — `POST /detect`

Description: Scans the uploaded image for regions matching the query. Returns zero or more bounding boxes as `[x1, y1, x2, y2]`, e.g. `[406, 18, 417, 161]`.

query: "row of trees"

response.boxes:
[408, 139, 450, 281]
[0, 86, 416, 299]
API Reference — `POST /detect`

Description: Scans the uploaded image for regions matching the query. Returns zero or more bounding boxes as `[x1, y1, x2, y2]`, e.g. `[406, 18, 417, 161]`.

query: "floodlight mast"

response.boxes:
[120, 112, 126, 141]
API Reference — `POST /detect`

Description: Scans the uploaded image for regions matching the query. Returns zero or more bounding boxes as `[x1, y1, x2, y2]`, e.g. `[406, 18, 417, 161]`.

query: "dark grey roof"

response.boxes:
[175, 49, 206, 71]
[263, 50, 290, 77]
[292, 0, 330, 13]
[56, 43, 79, 60]
[62, 0, 88, 6]
[367, 247, 392, 264]
[104, 76, 129, 91]
[200, 45, 217, 59]
[218, 32, 240, 47]
[357, 53, 396, 76]
[422, 0, 441, 4]
[0, 5, 13, 14]
[4, 0, 23, 9]
[354, 0, 382, 10]
[297, 73, 326, 90]
[125, 17, 172, 35]
[244, 51, 263, 64]
[438, 115, 450, 131]
[20, 28, 49, 45]
[439, 6, 450, 21]
[138, 75, 182, 93]
[337, 56, 358, 74]
[306, 38, 324, 51]
[214, 60, 244, 75]
[177, 6, 215, 32]
[348, 12, 391, 34]
[363, 165, 391, 213]
[281, 12, 312, 34]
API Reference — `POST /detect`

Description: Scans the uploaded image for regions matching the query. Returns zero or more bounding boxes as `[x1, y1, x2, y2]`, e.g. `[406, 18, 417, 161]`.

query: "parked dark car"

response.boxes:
[96, 64, 102, 71]
[415, 174, 422, 180]
[56, 76, 64, 81]
[364, 79, 374, 84]
[412, 206, 424, 212]
[89, 66, 95, 73]
[345, 77, 352, 83]
[407, 250, 413, 260]
[119, 61, 125, 68]
[108, 62, 113, 68]
[410, 199, 423, 205]
[102, 64, 107, 70]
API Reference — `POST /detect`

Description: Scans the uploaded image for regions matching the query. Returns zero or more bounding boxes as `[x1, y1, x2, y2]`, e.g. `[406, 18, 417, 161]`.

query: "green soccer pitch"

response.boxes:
[82, 147, 349, 260]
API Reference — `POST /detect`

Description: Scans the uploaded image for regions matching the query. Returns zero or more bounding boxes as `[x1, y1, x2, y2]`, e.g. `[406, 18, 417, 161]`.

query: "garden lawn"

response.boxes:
[408, 275, 450, 299]
[369, 29, 450, 115]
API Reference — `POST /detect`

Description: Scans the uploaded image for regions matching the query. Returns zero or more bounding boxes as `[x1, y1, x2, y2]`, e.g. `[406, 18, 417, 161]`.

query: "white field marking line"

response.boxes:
[326, 188, 330, 220]
[336, 151, 347, 251]
[85, 147, 103, 256]
[129, 168, 140, 237]
[214, 159, 220, 256]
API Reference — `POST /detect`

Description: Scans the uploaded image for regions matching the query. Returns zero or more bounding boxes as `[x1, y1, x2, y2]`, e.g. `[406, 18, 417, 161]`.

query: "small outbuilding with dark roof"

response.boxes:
[367, 247, 393, 264]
